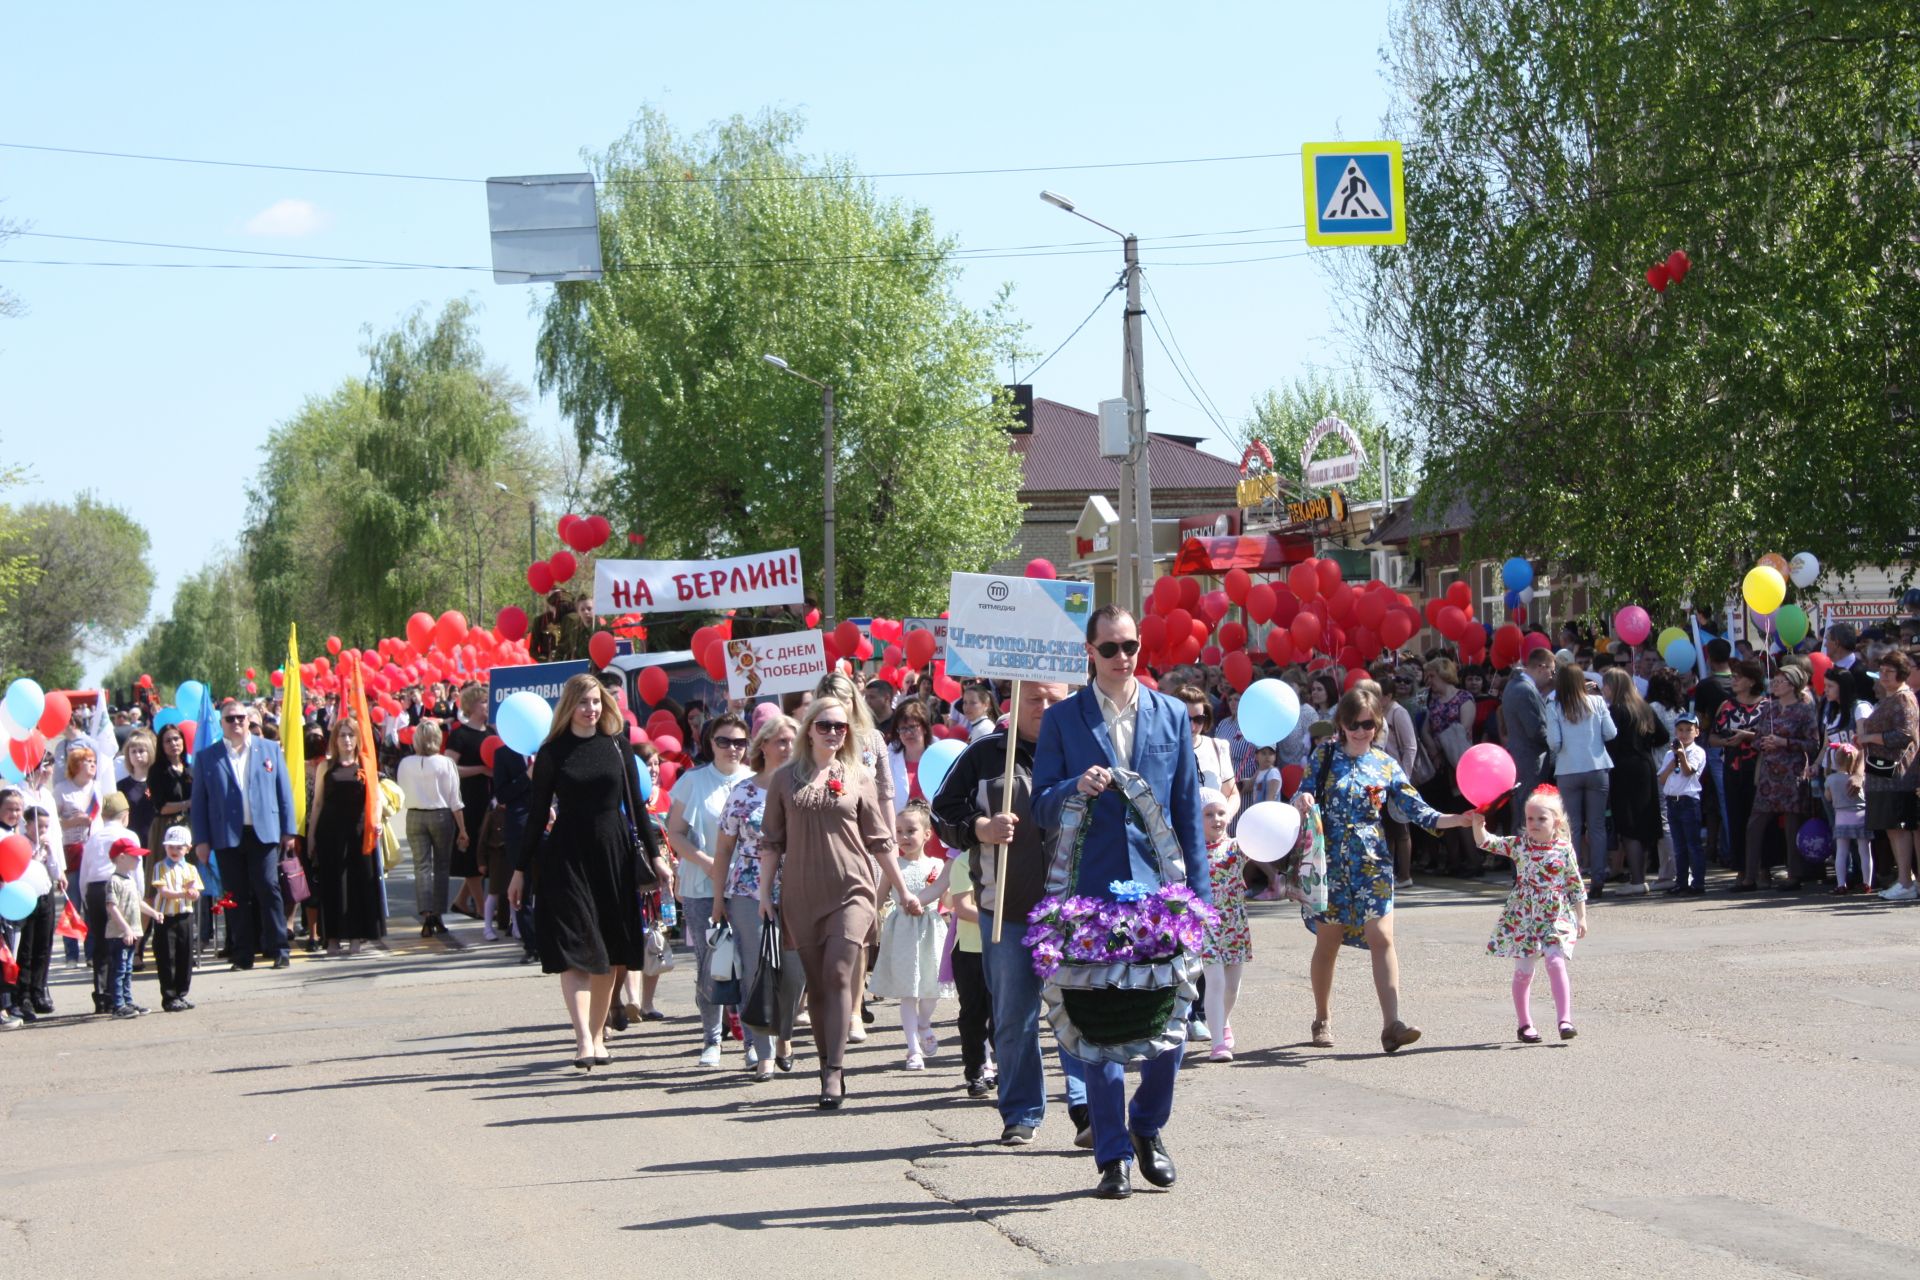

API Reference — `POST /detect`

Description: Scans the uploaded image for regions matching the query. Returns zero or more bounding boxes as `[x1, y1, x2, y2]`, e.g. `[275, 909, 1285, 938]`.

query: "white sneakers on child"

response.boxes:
[904, 1051, 925, 1070]
[1880, 882, 1918, 901]
[920, 1029, 938, 1057]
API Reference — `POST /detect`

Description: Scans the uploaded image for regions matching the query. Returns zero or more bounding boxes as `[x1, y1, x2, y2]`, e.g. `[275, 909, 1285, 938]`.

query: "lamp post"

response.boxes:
[762, 354, 837, 628]
[494, 481, 537, 565]
[1040, 190, 1151, 613]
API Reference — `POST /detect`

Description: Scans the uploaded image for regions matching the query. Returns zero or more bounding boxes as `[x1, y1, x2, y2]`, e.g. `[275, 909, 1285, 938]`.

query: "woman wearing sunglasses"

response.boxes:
[758, 695, 920, 1109]
[1293, 685, 1478, 1055]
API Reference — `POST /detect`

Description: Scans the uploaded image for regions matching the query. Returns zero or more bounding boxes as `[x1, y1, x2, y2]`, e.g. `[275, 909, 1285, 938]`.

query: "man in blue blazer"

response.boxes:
[1033, 604, 1208, 1200]
[191, 701, 298, 970]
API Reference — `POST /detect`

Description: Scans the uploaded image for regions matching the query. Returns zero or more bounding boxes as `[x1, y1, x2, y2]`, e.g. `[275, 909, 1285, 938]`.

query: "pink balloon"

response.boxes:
[1456, 743, 1518, 809]
[1612, 605, 1651, 647]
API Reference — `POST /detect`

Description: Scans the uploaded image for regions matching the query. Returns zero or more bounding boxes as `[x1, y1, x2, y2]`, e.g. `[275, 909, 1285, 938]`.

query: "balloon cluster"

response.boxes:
[1646, 249, 1691, 292]
[0, 679, 65, 914]
[526, 512, 615, 595]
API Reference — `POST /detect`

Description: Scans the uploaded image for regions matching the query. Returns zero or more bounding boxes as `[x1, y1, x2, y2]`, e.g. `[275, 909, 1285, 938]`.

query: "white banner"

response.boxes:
[904, 617, 948, 660]
[594, 548, 805, 614]
[724, 630, 828, 700]
[944, 572, 1093, 685]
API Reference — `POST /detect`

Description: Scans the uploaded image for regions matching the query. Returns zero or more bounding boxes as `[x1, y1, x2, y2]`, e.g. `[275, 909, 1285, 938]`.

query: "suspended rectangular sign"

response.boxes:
[724, 630, 828, 700]
[593, 548, 805, 614]
[485, 173, 604, 283]
[903, 617, 948, 661]
[1301, 414, 1366, 489]
[944, 572, 1094, 685]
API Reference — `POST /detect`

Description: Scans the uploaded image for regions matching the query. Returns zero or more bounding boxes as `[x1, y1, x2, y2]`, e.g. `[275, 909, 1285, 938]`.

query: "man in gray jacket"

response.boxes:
[1503, 647, 1556, 818]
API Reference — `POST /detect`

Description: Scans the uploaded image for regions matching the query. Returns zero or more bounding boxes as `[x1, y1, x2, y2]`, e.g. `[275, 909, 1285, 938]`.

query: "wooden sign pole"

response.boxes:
[990, 679, 1023, 944]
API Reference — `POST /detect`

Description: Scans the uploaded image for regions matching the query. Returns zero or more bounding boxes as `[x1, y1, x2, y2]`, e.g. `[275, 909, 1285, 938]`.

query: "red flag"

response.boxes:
[348, 656, 380, 855]
[56, 898, 87, 942]
[0, 938, 16, 986]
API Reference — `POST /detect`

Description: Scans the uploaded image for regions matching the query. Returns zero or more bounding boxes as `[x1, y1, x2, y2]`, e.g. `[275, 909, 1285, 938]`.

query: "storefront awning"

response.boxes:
[1172, 534, 1313, 575]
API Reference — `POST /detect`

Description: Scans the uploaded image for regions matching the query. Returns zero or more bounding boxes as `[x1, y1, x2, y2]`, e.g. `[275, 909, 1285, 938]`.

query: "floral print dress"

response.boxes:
[719, 778, 775, 903]
[1481, 833, 1586, 958]
[1201, 838, 1251, 964]
[1297, 745, 1447, 949]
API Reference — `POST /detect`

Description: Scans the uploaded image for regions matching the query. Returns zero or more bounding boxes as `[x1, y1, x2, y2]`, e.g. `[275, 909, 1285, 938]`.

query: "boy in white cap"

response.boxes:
[151, 826, 204, 1012]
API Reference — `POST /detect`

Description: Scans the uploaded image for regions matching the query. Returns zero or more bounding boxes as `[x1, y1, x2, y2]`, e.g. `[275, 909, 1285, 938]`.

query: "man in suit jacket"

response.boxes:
[1033, 605, 1207, 1201]
[191, 700, 297, 970]
[1503, 647, 1555, 817]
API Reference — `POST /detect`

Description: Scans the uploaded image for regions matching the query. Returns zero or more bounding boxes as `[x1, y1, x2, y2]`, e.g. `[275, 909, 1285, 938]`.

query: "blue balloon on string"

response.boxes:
[0, 878, 37, 921]
[4, 678, 44, 733]
[175, 681, 208, 722]
[918, 739, 967, 800]
[497, 692, 554, 757]
[1663, 637, 1697, 670]
[1239, 678, 1302, 747]
[1501, 558, 1534, 592]
[1504, 589, 1520, 609]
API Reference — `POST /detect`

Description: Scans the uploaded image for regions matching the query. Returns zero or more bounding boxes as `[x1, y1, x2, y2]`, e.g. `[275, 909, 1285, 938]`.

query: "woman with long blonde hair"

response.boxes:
[507, 674, 657, 1069]
[759, 695, 918, 1108]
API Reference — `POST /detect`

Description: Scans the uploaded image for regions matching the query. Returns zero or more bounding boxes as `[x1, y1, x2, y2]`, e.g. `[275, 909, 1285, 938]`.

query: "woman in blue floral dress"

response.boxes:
[1293, 686, 1478, 1055]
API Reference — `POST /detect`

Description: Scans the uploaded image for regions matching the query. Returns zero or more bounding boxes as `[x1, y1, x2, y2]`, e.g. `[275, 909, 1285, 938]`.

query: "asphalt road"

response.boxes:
[5, 868, 1917, 1280]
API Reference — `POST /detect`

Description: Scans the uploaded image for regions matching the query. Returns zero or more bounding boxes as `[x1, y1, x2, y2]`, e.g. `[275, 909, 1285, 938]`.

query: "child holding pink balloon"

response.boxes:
[1469, 786, 1588, 1043]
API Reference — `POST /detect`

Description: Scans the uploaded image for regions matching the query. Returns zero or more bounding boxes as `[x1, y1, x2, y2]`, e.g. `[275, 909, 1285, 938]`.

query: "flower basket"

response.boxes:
[1028, 769, 1211, 1065]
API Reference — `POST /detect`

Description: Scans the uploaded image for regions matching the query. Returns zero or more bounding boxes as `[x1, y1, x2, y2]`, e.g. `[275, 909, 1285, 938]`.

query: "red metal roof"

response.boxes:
[1014, 398, 1243, 495]
[1172, 535, 1313, 575]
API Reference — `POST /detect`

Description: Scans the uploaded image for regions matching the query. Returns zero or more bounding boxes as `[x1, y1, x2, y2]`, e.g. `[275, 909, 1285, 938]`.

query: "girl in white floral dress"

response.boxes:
[1469, 786, 1588, 1043]
[1198, 788, 1251, 1062]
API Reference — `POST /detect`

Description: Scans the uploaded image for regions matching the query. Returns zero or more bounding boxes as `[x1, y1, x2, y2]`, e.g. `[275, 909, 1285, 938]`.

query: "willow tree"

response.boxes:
[1345, 1, 1920, 609]
[536, 108, 1026, 620]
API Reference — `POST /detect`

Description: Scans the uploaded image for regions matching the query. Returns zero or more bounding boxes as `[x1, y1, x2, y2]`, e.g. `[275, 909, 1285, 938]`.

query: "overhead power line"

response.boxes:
[1018, 276, 1125, 384]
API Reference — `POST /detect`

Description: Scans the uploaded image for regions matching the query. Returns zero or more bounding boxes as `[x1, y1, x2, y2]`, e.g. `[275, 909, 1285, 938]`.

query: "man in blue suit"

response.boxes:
[1033, 604, 1208, 1200]
[191, 700, 298, 970]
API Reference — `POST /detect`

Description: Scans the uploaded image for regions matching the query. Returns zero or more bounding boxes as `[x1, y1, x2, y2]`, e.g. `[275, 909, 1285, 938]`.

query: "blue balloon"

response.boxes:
[917, 738, 967, 801]
[497, 691, 555, 757]
[1239, 678, 1301, 748]
[1502, 558, 1534, 592]
[4, 678, 44, 733]
[0, 878, 37, 922]
[633, 758, 654, 804]
[153, 708, 185, 731]
[1663, 637, 1697, 670]
[1504, 589, 1520, 609]
[175, 680, 208, 722]
[0, 754, 23, 785]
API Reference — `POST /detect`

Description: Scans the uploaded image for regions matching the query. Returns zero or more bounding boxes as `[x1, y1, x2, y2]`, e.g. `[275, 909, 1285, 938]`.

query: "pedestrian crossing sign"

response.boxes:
[1302, 141, 1405, 246]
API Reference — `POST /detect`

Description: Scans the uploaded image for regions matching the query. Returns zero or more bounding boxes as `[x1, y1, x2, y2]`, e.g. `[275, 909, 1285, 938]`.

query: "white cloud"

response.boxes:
[242, 198, 334, 237]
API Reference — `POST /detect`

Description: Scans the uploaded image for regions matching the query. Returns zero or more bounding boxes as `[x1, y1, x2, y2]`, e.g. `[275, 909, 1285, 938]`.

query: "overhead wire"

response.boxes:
[1017, 275, 1124, 384]
[1140, 272, 1233, 432]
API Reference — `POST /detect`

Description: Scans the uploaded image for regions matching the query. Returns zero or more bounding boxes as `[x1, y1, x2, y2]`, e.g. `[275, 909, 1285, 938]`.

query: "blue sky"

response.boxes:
[1, 1, 1396, 680]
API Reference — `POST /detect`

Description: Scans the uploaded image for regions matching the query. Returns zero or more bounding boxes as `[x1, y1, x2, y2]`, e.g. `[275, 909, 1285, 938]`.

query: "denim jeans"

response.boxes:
[683, 897, 725, 1047]
[1666, 795, 1706, 889]
[1702, 747, 1731, 861]
[726, 896, 805, 1062]
[108, 937, 135, 1010]
[979, 908, 1086, 1129]
[1559, 770, 1611, 885]
[1087, 1042, 1184, 1167]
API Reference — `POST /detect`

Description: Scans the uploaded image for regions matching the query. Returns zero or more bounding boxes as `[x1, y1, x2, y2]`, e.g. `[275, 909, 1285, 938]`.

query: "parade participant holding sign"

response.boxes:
[1293, 686, 1478, 1054]
[1032, 605, 1209, 1201]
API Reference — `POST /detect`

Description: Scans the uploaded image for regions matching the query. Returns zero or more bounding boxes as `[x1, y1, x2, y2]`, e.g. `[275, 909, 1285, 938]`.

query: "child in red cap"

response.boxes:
[105, 838, 160, 1018]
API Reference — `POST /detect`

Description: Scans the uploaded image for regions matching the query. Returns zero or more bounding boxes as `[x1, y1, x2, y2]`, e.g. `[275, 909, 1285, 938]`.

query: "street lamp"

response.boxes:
[495, 481, 537, 565]
[762, 353, 837, 629]
[1039, 190, 1151, 614]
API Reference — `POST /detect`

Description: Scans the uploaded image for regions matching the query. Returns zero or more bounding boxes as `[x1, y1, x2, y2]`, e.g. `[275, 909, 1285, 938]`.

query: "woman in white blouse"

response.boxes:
[396, 720, 468, 942]
[1177, 684, 1239, 820]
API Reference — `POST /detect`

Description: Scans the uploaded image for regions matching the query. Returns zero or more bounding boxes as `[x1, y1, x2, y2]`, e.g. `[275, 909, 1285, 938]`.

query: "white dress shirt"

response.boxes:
[1094, 681, 1140, 769]
[396, 754, 462, 811]
[226, 736, 253, 828]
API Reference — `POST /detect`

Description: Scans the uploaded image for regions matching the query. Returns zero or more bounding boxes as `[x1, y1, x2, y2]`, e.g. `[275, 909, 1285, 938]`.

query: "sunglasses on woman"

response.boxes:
[813, 721, 849, 737]
[1345, 719, 1378, 732]
[712, 735, 748, 750]
[1093, 639, 1141, 659]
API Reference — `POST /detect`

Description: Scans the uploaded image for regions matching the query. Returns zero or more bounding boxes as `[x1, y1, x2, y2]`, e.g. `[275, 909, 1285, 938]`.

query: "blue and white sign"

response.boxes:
[945, 572, 1093, 685]
[486, 659, 590, 727]
[1302, 141, 1405, 247]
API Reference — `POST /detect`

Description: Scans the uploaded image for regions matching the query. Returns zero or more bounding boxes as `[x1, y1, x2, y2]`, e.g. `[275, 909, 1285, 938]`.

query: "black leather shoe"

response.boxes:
[1093, 1160, 1132, 1199]
[608, 1002, 630, 1032]
[1130, 1131, 1176, 1187]
[272, 955, 291, 969]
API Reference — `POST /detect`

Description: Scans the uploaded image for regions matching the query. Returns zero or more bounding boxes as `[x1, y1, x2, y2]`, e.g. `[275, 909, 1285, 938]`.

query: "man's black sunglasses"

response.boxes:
[1093, 640, 1141, 659]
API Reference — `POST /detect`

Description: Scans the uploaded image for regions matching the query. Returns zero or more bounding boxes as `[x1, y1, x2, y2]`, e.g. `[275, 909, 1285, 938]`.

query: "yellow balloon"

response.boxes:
[1743, 565, 1786, 614]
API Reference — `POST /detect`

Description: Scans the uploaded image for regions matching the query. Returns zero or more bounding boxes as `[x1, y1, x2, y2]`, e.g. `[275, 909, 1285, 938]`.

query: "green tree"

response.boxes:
[1236, 373, 1417, 504]
[1343, 1, 1920, 610]
[0, 493, 153, 688]
[107, 550, 261, 702]
[244, 300, 548, 646]
[0, 445, 41, 629]
[536, 108, 1026, 619]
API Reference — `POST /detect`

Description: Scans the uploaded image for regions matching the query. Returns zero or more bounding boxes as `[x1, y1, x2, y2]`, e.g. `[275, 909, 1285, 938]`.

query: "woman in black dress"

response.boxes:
[307, 717, 389, 955]
[1601, 669, 1669, 893]
[508, 674, 655, 1069]
[444, 684, 494, 920]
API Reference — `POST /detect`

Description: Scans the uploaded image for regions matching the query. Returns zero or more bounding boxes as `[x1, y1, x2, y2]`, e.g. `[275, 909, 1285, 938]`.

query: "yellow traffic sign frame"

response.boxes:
[1302, 140, 1406, 247]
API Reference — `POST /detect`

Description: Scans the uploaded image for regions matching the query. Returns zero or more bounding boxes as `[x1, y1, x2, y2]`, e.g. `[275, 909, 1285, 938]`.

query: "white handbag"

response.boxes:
[705, 921, 738, 982]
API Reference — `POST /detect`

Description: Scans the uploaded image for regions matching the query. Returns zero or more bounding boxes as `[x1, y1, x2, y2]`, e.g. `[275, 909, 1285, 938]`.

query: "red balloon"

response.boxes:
[1178, 576, 1201, 610]
[933, 674, 963, 703]
[584, 514, 612, 550]
[1199, 590, 1230, 623]
[326, 635, 342, 655]
[1290, 610, 1322, 653]
[1279, 764, 1305, 799]
[495, 606, 529, 642]
[1523, 631, 1552, 654]
[1200, 644, 1224, 667]
[1289, 561, 1320, 601]
[1191, 617, 1212, 646]
[558, 513, 581, 542]
[637, 666, 670, 705]
[1380, 611, 1415, 649]
[1344, 669, 1367, 692]
[1667, 249, 1691, 282]
[1437, 605, 1468, 640]
[269, 670, 285, 689]
[549, 550, 578, 584]
[854, 638, 874, 661]
[245, 681, 258, 695]
[398, 725, 416, 747]
[1139, 613, 1169, 656]
[1221, 567, 1251, 605]
[1265, 630, 1294, 666]
[480, 734, 504, 768]
[1316, 558, 1342, 596]
[1271, 588, 1301, 630]
[1446, 580, 1472, 609]
[527, 562, 555, 595]
[1222, 651, 1254, 691]
[0, 833, 32, 881]
[180, 722, 198, 753]
[434, 610, 469, 652]
[1152, 576, 1181, 614]
[1327, 583, 1355, 625]
[1351, 625, 1380, 660]
[1218, 621, 1247, 653]
[8, 731, 46, 774]
[699, 641, 728, 681]
[1511, 605, 1527, 626]
[1245, 583, 1277, 625]
[1164, 608, 1193, 646]
[904, 629, 938, 669]
[35, 691, 71, 738]
[1025, 558, 1057, 579]
[1173, 636, 1203, 665]
[589, 631, 618, 669]
[406, 612, 434, 651]
[834, 620, 862, 655]
[1647, 263, 1670, 292]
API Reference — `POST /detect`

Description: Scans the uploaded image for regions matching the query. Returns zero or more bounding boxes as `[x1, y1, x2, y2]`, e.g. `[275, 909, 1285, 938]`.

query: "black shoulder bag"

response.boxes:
[617, 737, 662, 890]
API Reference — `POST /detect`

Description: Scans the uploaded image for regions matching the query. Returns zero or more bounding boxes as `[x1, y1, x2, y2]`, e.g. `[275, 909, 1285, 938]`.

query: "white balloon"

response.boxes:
[1236, 801, 1302, 864]
[17, 859, 50, 897]
[0, 704, 21, 741]
[1788, 552, 1820, 588]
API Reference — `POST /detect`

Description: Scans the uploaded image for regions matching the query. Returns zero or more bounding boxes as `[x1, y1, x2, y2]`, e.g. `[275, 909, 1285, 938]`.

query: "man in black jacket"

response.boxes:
[931, 681, 1088, 1148]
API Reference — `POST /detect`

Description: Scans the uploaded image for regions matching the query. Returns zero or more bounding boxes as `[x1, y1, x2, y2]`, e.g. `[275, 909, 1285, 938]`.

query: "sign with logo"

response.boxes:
[1302, 141, 1406, 247]
[1178, 510, 1242, 538]
[486, 659, 590, 727]
[903, 617, 948, 661]
[1301, 414, 1365, 488]
[945, 572, 1093, 685]
[593, 548, 804, 614]
[1285, 490, 1349, 527]
[1236, 472, 1280, 509]
[724, 630, 828, 700]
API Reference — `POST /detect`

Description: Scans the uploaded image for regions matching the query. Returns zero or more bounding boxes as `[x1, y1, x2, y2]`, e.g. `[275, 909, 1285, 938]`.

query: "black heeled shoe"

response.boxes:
[818, 1070, 846, 1110]
[573, 1057, 594, 1071]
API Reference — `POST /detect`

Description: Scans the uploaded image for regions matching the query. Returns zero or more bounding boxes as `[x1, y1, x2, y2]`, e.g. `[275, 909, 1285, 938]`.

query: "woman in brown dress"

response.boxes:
[1748, 665, 1820, 891]
[758, 695, 919, 1109]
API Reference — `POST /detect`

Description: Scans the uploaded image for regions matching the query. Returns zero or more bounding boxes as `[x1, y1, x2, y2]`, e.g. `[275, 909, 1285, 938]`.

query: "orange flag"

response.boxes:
[348, 655, 381, 855]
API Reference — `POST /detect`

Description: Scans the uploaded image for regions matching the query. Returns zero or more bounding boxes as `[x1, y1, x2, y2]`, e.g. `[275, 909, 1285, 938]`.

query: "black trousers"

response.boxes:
[950, 946, 993, 1082]
[14, 891, 55, 1005]
[152, 913, 195, 1001]
[84, 880, 111, 1002]
[215, 829, 287, 965]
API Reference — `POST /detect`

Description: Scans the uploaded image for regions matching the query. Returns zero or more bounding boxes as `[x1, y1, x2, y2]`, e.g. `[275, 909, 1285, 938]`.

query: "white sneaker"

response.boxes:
[481, 925, 499, 942]
[697, 1043, 722, 1068]
[920, 1029, 938, 1057]
[1617, 882, 1649, 897]
[1187, 1018, 1210, 1043]
[1879, 882, 1918, 902]
[847, 1023, 867, 1043]
[904, 1052, 924, 1071]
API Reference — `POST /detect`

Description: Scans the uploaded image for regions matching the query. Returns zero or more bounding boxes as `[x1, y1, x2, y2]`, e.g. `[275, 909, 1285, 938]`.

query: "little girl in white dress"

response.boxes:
[1471, 787, 1589, 1043]
[868, 801, 953, 1069]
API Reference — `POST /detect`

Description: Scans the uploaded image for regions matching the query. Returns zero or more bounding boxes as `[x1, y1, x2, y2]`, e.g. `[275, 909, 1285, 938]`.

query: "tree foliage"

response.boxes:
[107, 550, 260, 702]
[245, 300, 548, 646]
[1236, 372, 1417, 504]
[536, 108, 1026, 619]
[0, 492, 153, 688]
[1346, 1, 1920, 609]
[0, 446, 40, 630]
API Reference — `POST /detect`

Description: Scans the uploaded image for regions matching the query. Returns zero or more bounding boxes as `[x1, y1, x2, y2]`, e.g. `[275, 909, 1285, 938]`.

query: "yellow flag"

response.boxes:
[286, 625, 307, 833]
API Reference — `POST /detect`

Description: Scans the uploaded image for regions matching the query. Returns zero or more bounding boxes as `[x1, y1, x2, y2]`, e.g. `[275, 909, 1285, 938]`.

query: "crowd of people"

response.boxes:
[5, 602, 1916, 1198]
